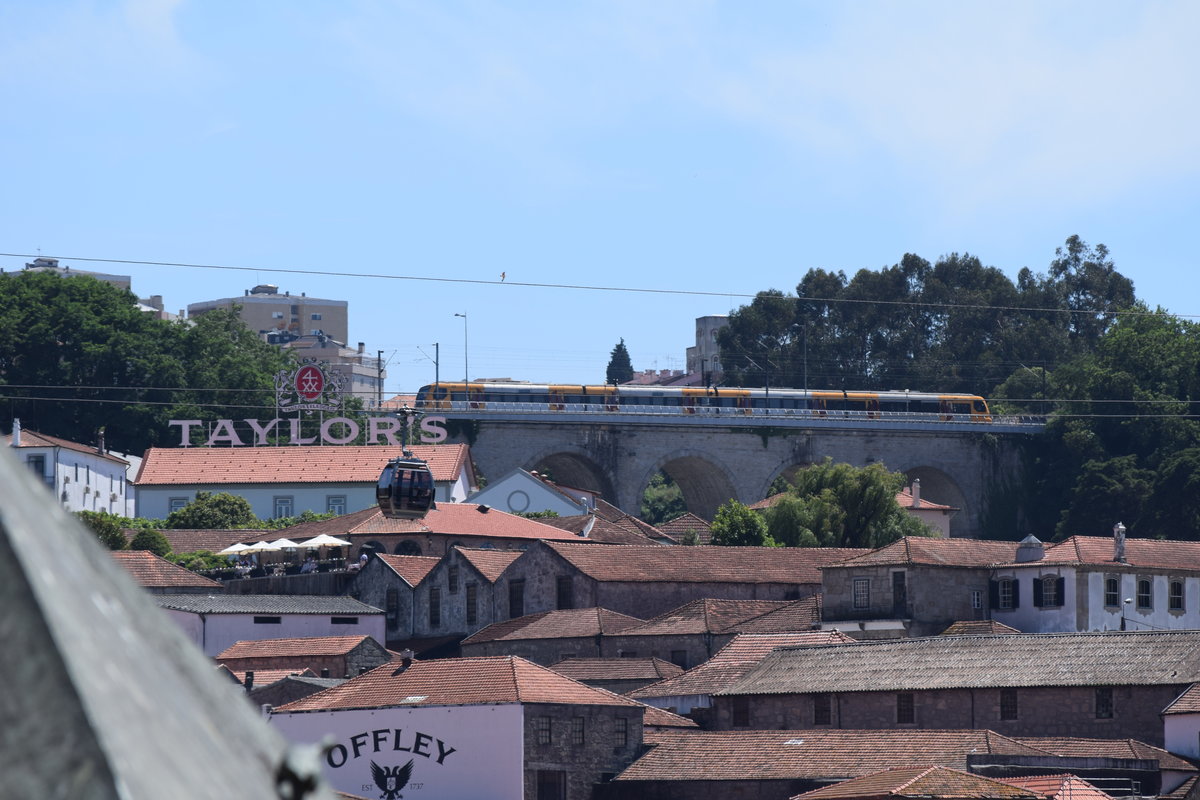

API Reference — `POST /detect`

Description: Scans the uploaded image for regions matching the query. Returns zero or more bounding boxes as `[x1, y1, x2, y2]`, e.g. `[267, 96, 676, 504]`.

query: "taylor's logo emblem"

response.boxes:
[372, 759, 414, 800]
[275, 359, 345, 412]
[295, 365, 325, 400]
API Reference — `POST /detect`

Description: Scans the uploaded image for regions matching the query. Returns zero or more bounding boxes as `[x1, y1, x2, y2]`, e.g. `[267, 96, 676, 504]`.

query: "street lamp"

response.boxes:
[454, 313, 468, 384]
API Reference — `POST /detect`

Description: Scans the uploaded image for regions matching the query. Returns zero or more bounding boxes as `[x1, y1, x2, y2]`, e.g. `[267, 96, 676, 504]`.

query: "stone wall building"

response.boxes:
[346, 553, 439, 645]
[461, 607, 645, 665]
[548, 658, 684, 695]
[216, 634, 391, 680]
[410, 546, 522, 641]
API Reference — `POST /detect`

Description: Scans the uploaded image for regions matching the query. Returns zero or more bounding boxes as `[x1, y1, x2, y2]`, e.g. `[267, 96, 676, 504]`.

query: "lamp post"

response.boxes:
[454, 313, 468, 384]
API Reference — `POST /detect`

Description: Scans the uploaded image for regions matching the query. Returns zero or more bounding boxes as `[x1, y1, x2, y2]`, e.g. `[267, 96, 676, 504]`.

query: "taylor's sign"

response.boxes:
[169, 360, 448, 447]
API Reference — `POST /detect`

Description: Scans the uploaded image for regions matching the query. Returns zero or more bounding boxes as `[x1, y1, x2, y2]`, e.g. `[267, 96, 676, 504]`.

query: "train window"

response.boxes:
[880, 401, 907, 414]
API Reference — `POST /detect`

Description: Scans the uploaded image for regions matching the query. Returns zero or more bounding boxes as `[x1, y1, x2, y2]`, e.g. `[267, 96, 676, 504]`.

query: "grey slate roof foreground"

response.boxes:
[0, 445, 337, 798]
[718, 630, 1200, 696]
[156, 594, 383, 615]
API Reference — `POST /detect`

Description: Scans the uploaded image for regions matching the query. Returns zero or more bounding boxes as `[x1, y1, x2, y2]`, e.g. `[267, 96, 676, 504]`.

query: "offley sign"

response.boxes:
[167, 360, 448, 447]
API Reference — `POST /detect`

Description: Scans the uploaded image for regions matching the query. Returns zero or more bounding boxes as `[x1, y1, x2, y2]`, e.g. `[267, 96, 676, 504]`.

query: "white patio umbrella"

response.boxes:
[269, 538, 301, 549]
[216, 542, 251, 555]
[244, 540, 281, 552]
[297, 533, 352, 548]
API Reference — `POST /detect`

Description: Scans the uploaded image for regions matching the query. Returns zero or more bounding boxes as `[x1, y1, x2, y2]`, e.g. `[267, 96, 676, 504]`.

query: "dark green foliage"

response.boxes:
[517, 510, 561, 519]
[76, 510, 128, 550]
[164, 492, 258, 530]
[640, 471, 686, 526]
[168, 550, 229, 571]
[710, 500, 774, 547]
[262, 510, 338, 530]
[128, 528, 171, 556]
[678, 529, 700, 546]
[606, 339, 634, 385]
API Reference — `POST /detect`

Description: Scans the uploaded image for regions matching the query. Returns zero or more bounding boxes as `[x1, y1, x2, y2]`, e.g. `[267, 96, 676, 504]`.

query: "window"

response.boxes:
[1000, 688, 1018, 721]
[896, 693, 915, 724]
[253, 616, 281, 625]
[169, 497, 189, 513]
[1170, 579, 1185, 611]
[536, 770, 566, 800]
[1095, 687, 1114, 719]
[311, 313, 322, 320]
[813, 693, 832, 725]
[615, 717, 629, 747]
[556, 575, 573, 610]
[273, 496, 294, 519]
[732, 696, 750, 728]
[326, 495, 346, 515]
[1137, 578, 1153, 609]
[1034, 575, 1063, 608]
[272, 311, 284, 319]
[429, 588, 441, 628]
[331, 616, 358, 625]
[508, 579, 525, 618]
[385, 589, 399, 628]
[853, 578, 870, 610]
[971, 589, 983, 610]
[466, 583, 478, 626]
[571, 716, 585, 746]
[992, 578, 1018, 610]
[535, 716, 552, 745]
[448, 566, 459, 593]
[670, 650, 688, 669]
[1105, 576, 1120, 607]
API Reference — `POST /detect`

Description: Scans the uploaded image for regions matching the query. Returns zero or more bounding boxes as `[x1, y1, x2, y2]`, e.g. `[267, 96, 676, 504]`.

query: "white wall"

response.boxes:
[15, 445, 130, 515]
[164, 610, 386, 657]
[469, 473, 585, 516]
[1165, 713, 1200, 759]
[269, 704, 524, 799]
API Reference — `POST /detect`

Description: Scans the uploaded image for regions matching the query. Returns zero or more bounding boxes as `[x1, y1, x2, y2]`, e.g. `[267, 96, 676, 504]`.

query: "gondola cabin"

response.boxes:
[376, 456, 436, 520]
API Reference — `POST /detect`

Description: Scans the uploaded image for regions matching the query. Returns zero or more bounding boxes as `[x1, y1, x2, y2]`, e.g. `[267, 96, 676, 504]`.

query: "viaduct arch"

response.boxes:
[453, 420, 1030, 539]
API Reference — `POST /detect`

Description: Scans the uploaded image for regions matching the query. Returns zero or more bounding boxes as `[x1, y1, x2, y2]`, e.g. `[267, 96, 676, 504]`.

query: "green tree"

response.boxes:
[640, 471, 686, 526]
[128, 528, 171, 557]
[168, 550, 230, 571]
[606, 338, 634, 384]
[710, 500, 774, 547]
[164, 491, 258, 529]
[76, 510, 128, 550]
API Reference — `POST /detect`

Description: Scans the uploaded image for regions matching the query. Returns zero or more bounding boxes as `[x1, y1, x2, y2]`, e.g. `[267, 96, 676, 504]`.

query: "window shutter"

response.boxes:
[1011, 578, 1020, 609]
[1033, 578, 1044, 608]
[989, 580, 999, 608]
[1056, 577, 1065, 607]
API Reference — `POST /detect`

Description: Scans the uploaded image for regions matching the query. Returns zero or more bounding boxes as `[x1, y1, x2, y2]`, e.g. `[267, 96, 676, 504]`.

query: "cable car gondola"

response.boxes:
[377, 454, 436, 520]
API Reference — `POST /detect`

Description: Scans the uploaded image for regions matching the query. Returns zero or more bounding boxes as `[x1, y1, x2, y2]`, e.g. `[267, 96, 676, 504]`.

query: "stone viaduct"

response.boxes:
[444, 416, 1038, 539]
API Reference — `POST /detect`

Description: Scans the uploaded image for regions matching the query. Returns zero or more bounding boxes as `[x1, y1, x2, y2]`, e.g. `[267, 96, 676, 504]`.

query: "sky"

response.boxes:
[3, 1, 1199, 394]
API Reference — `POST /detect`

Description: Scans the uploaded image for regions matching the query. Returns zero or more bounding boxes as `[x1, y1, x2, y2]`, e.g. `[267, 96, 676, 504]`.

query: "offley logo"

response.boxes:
[276, 359, 345, 412]
[371, 759, 414, 800]
[328, 728, 453, 797]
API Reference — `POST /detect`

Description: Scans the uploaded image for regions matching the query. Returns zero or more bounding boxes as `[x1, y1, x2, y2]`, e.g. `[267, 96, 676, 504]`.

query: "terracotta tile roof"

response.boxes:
[729, 596, 823, 633]
[792, 766, 1041, 800]
[1163, 683, 1200, 715]
[829, 537, 1019, 569]
[719, 630, 1200, 696]
[895, 489, 955, 512]
[1011, 736, 1196, 771]
[230, 668, 317, 686]
[618, 599, 791, 637]
[271, 503, 584, 543]
[133, 444, 470, 486]
[539, 514, 666, 545]
[1163, 776, 1199, 800]
[4, 428, 129, 465]
[548, 657, 685, 682]
[546, 542, 867, 584]
[110, 550, 223, 589]
[940, 620, 1021, 636]
[274, 655, 650, 712]
[216, 635, 374, 660]
[1027, 536, 1200, 571]
[628, 632, 857, 701]
[461, 607, 644, 645]
[658, 512, 712, 534]
[641, 705, 699, 728]
[998, 774, 1111, 800]
[748, 492, 787, 510]
[155, 594, 382, 615]
[375, 554, 440, 587]
[454, 547, 522, 582]
[617, 729, 1048, 782]
[146, 528, 274, 554]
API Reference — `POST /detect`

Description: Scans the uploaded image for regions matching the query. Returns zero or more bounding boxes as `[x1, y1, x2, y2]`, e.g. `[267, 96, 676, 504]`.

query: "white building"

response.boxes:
[467, 468, 598, 517]
[155, 594, 385, 657]
[134, 443, 475, 521]
[5, 419, 134, 515]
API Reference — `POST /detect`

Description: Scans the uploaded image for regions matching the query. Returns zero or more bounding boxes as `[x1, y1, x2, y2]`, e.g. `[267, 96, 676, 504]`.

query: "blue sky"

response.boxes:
[4, 1, 1198, 392]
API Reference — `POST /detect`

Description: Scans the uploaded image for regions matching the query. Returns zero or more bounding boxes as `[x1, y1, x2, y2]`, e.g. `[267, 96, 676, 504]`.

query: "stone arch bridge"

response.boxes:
[445, 414, 1038, 539]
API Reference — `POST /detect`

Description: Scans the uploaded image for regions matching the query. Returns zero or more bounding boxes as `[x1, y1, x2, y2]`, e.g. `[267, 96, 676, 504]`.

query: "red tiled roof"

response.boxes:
[998, 775, 1110, 800]
[216, 635, 374, 660]
[792, 766, 1040, 800]
[617, 729, 1048, 782]
[230, 668, 317, 686]
[5, 428, 129, 465]
[540, 515, 664, 545]
[546, 542, 867, 584]
[658, 512, 711, 534]
[110, 550, 222, 589]
[375, 554, 440, 587]
[462, 607, 644, 645]
[830, 538, 1018, 569]
[145, 528, 275, 554]
[895, 489, 955, 512]
[1164, 683, 1200, 715]
[629, 632, 857, 700]
[275, 655, 649, 712]
[641, 705, 698, 729]
[939, 620, 1020, 636]
[133, 444, 470, 486]
[1164, 776, 1200, 800]
[1031, 536, 1200, 571]
[455, 547, 523, 582]
[1011, 736, 1196, 771]
[548, 658, 684, 682]
[619, 599, 790, 637]
[729, 596, 823, 633]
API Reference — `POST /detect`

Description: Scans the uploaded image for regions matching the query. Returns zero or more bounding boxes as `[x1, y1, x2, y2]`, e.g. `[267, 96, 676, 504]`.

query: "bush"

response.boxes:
[128, 528, 171, 557]
[76, 510, 128, 550]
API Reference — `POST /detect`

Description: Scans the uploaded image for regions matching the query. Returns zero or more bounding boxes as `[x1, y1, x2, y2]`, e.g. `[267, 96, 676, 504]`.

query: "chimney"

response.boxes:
[96, 427, 105, 454]
[392, 649, 415, 676]
[911, 479, 921, 508]
[320, 668, 330, 678]
[243, 671, 254, 691]
[1113, 521, 1127, 563]
[358, 342, 365, 354]
[11, 417, 20, 447]
[1015, 534, 1044, 563]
